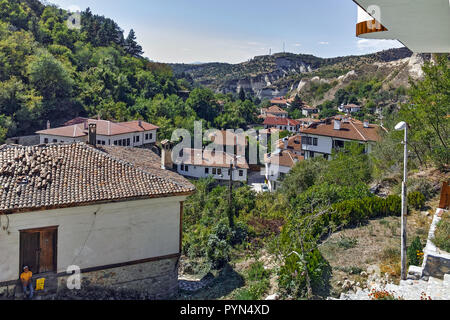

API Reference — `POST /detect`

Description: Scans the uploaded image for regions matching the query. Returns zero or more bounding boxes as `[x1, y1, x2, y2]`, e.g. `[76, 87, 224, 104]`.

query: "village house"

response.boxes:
[263, 117, 301, 133]
[297, 118, 321, 129]
[207, 130, 248, 156]
[174, 148, 249, 183]
[259, 106, 289, 119]
[0, 141, 195, 299]
[264, 149, 304, 192]
[302, 105, 319, 117]
[270, 97, 294, 108]
[300, 117, 385, 160]
[338, 103, 362, 114]
[36, 118, 159, 148]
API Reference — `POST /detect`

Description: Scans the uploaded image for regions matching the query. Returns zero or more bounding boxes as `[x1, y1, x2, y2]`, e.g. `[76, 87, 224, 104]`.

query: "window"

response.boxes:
[145, 134, 149, 140]
[334, 140, 345, 149]
[205, 168, 209, 174]
[185, 165, 189, 172]
[114, 141, 118, 146]
[302, 137, 318, 146]
[52, 139, 57, 143]
[313, 138, 318, 146]
[217, 169, 222, 176]
[180, 165, 185, 171]
[239, 170, 244, 177]
[149, 133, 153, 140]
[126, 139, 130, 146]
[44, 138, 49, 144]
[118, 140, 123, 146]
[135, 136, 140, 143]
[212, 168, 217, 175]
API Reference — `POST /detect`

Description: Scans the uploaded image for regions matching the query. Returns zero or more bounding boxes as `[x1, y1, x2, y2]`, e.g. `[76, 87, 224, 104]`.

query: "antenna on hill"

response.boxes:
[269, 48, 272, 55]
[283, 42, 286, 53]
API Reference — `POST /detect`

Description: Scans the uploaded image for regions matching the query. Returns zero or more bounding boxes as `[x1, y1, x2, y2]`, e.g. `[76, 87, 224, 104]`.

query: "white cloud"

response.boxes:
[318, 41, 329, 45]
[294, 43, 302, 47]
[357, 39, 403, 51]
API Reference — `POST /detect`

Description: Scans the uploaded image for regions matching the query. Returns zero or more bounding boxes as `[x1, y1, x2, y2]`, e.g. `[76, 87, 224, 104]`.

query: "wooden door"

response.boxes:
[20, 228, 57, 275]
[20, 232, 40, 275]
[39, 230, 56, 274]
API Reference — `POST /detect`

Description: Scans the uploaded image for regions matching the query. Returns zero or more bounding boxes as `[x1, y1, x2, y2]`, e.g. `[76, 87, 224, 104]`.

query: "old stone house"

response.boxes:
[0, 142, 195, 299]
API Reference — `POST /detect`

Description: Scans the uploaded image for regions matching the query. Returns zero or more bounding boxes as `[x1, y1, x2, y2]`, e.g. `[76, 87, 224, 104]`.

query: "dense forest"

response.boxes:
[0, 0, 260, 142]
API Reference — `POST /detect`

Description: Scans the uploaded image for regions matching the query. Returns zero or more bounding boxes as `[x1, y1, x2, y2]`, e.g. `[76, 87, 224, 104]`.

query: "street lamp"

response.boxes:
[395, 121, 408, 281]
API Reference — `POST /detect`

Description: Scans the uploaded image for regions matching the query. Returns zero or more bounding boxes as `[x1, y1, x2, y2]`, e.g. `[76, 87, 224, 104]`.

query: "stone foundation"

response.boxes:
[58, 256, 180, 299]
[0, 256, 180, 300]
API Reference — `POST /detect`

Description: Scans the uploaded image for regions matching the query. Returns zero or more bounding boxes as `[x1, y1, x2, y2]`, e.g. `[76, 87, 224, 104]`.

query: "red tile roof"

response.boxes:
[180, 149, 249, 169]
[263, 117, 300, 126]
[0, 143, 195, 214]
[37, 119, 159, 138]
[301, 118, 385, 142]
[262, 106, 288, 114]
[265, 150, 304, 168]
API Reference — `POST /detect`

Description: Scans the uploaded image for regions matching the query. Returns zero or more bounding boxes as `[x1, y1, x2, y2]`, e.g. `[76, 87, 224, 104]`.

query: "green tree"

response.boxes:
[124, 29, 143, 58]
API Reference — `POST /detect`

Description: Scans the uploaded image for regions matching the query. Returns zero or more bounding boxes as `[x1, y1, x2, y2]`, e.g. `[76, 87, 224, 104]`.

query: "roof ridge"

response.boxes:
[350, 120, 367, 141]
[84, 144, 193, 191]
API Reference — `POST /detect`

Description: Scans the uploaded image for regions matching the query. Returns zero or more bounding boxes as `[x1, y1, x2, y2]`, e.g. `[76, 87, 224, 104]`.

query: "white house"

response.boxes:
[300, 117, 385, 160]
[37, 119, 159, 147]
[264, 149, 304, 192]
[259, 106, 289, 119]
[175, 148, 249, 183]
[338, 104, 362, 114]
[263, 117, 301, 134]
[0, 142, 195, 299]
[302, 105, 319, 117]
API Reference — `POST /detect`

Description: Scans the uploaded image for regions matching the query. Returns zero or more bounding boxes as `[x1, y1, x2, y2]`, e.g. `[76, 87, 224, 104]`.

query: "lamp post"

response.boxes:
[395, 121, 408, 281]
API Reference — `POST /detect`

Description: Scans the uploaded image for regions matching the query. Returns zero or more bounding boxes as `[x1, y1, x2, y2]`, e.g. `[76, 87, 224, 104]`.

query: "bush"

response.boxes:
[247, 262, 270, 281]
[206, 221, 232, 269]
[407, 236, 424, 266]
[408, 192, 426, 210]
[278, 249, 331, 298]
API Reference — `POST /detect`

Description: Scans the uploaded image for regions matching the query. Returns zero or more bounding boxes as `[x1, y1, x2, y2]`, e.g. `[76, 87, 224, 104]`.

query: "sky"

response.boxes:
[49, 0, 403, 64]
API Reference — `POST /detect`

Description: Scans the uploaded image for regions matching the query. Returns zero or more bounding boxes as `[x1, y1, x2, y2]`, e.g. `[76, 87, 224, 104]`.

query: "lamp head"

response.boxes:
[395, 121, 407, 131]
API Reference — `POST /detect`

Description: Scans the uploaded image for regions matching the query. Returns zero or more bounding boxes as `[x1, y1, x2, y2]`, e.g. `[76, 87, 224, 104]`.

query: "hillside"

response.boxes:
[171, 48, 428, 104]
[0, 0, 184, 140]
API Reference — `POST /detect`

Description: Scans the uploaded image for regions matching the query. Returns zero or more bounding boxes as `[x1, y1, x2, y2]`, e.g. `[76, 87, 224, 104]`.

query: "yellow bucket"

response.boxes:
[35, 278, 45, 291]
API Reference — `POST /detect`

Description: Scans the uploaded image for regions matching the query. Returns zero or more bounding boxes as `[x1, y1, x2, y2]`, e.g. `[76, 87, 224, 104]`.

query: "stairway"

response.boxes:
[339, 274, 450, 300]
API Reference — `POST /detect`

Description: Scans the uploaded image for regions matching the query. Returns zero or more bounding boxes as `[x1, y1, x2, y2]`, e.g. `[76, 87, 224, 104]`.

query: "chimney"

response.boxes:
[334, 119, 341, 131]
[138, 120, 143, 127]
[47, 120, 51, 129]
[161, 140, 173, 170]
[363, 120, 370, 128]
[88, 124, 97, 146]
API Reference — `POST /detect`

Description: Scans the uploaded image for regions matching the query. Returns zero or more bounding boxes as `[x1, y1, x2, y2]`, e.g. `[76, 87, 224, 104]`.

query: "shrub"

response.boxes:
[206, 221, 232, 269]
[407, 236, 424, 266]
[408, 192, 426, 210]
[248, 262, 270, 282]
[433, 211, 450, 253]
[278, 248, 331, 298]
[337, 236, 359, 250]
[235, 279, 270, 300]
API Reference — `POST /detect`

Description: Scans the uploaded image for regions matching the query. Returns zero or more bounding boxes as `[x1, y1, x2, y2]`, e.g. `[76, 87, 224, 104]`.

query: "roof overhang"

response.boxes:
[353, 0, 450, 53]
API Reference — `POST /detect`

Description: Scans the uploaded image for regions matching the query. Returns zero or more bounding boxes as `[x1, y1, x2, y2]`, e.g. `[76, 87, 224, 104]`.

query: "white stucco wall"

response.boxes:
[39, 130, 157, 147]
[177, 164, 248, 182]
[0, 196, 186, 283]
[301, 134, 333, 157]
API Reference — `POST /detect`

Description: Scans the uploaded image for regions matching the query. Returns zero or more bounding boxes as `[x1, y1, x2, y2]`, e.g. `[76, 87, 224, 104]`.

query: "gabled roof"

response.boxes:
[37, 119, 159, 138]
[180, 148, 249, 170]
[0, 143, 194, 214]
[301, 117, 385, 142]
[263, 106, 288, 114]
[264, 117, 300, 126]
[277, 135, 303, 153]
[265, 150, 304, 168]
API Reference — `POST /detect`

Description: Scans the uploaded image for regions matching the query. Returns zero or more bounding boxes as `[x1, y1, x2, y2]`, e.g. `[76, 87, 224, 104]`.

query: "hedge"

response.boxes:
[310, 195, 402, 237]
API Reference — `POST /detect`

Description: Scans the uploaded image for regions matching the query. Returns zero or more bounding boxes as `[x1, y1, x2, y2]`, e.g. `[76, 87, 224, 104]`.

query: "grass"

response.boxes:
[433, 211, 450, 253]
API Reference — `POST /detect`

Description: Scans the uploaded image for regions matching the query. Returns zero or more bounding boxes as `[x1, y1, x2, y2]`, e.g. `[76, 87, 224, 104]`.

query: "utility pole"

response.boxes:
[228, 163, 234, 229]
[396, 121, 409, 280]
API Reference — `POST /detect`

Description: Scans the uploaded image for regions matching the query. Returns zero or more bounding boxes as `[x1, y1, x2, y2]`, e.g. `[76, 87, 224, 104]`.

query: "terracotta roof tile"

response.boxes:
[265, 150, 304, 168]
[263, 117, 300, 126]
[0, 143, 194, 214]
[301, 118, 384, 142]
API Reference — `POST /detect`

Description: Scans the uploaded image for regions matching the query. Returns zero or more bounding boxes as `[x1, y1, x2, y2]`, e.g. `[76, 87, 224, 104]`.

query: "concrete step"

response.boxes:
[426, 277, 445, 300]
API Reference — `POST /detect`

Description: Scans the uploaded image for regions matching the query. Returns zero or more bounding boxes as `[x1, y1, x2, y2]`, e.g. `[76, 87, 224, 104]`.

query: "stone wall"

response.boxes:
[57, 256, 180, 300]
[421, 209, 450, 280]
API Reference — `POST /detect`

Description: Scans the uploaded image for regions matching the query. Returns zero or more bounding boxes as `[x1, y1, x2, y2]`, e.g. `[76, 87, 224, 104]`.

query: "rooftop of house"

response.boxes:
[265, 149, 304, 168]
[301, 117, 385, 142]
[0, 143, 194, 214]
[179, 148, 249, 170]
[262, 106, 289, 114]
[270, 97, 294, 105]
[263, 117, 300, 127]
[344, 104, 362, 109]
[37, 119, 159, 138]
[208, 130, 248, 147]
[302, 105, 318, 111]
[277, 135, 303, 153]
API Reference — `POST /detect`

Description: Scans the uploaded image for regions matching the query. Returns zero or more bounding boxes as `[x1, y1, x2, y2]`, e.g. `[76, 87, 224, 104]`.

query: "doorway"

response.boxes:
[19, 227, 58, 275]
